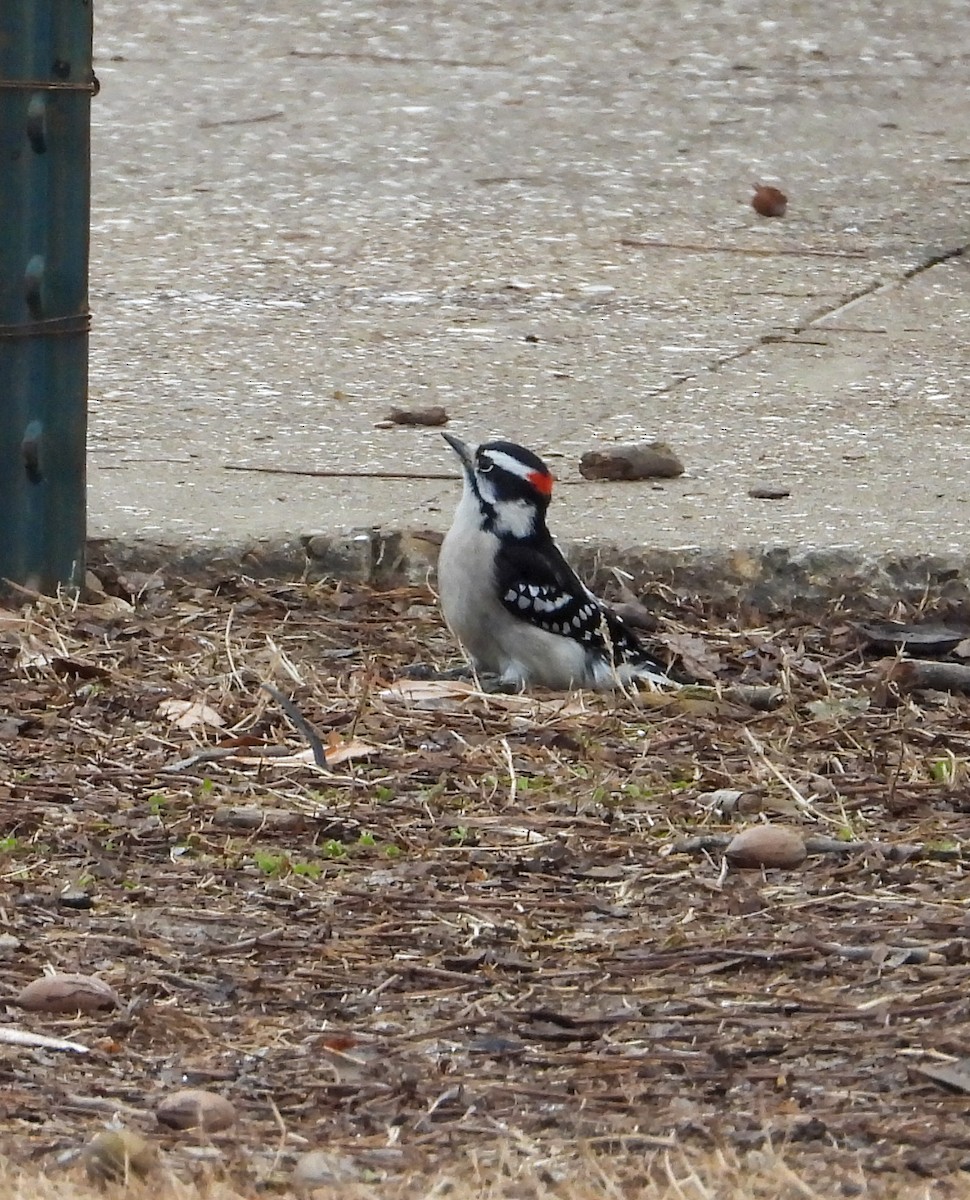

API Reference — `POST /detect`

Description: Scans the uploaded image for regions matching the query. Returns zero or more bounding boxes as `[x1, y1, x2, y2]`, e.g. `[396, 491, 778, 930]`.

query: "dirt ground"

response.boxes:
[3, 572, 970, 1196]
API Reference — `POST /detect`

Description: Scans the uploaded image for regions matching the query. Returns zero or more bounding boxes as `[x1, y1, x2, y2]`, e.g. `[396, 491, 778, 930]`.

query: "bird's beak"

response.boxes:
[441, 431, 475, 471]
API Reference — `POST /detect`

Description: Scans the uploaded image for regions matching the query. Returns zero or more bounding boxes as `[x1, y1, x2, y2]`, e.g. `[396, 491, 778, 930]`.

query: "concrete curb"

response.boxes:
[87, 531, 969, 616]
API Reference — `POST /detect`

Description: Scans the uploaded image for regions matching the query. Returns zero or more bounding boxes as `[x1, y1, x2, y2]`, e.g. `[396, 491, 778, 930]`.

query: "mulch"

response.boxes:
[2, 572, 970, 1190]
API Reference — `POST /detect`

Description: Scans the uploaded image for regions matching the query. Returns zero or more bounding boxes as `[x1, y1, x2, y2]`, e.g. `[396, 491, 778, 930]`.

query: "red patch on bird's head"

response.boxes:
[528, 469, 554, 497]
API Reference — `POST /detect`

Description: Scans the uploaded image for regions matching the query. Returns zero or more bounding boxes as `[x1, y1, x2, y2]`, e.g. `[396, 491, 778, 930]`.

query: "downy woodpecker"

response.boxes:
[437, 433, 670, 690]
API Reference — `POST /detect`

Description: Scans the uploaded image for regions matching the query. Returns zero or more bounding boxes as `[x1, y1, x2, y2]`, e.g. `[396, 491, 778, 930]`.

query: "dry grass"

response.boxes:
[2, 1143, 970, 1200]
[2, 572, 970, 1196]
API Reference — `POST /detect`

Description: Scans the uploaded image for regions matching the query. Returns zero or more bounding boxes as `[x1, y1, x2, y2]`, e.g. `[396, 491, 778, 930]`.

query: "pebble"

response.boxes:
[725, 824, 808, 869]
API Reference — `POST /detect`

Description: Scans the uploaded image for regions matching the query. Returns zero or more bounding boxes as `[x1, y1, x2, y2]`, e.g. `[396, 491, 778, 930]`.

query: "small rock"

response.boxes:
[726, 824, 807, 869]
[579, 442, 685, 481]
[292, 1149, 360, 1190]
[386, 406, 449, 427]
[751, 183, 788, 217]
[58, 888, 95, 910]
[156, 1089, 237, 1133]
[117, 570, 165, 598]
[84, 1130, 158, 1182]
[17, 973, 119, 1014]
[83, 570, 108, 599]
[748, 485, 791, 500]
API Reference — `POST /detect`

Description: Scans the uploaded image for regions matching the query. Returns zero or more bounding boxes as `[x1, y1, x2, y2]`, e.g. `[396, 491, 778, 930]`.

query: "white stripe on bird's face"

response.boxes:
[490, 497, 537, 539]
[480, 448, 537, 482]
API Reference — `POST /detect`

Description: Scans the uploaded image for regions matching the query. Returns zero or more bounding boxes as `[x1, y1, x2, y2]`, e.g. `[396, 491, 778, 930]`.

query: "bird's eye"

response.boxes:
[478, 459, 494, 474]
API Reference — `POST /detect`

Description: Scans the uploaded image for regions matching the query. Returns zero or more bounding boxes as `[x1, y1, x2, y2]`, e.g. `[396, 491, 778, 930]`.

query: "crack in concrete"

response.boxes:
[648, 243, 967, 400]
[798, 244, 967, 331]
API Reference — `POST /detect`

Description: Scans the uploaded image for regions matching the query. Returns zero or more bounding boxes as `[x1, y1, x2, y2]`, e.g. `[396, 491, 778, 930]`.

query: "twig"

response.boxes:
[185, 927, 288, 959]
[260, 683, 327, 767]
[813, 940, 945, 966]
[289, 49, 504, 68]
[199, 110, 283, 128]
[887, 659, 970, 693]
[743, 727, 817, 815]
[500, 737, 517, 809]
[224, 464, 457, 481]
[584, 1133, 679, 1150]
[160, 747, 241, 772]
[619, 237, 867, 259]
[673, 833, 965, 862]
[0, 1027, 89, 1054]
[224, 605, 245, 690]
[223, 463, 589, 485]
[401, 963, 488, 985]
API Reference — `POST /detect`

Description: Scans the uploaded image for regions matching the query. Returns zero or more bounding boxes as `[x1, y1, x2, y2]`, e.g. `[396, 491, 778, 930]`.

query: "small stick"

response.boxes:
[500, 736, 517, 808]
[224, 605, 245, 691]
[260, 683, 327, 768]
[812, 941, 944, 966]
[0, 1027, 89, 1054]
[224, 465, 457, 481]
[886, 659, 970, 694]
[673, 833, 964, 862]
[199, 110, 284, 128]
[743, 727, 816, 813]
[223, 464, 590, 485]
[619, 237, 867, 259]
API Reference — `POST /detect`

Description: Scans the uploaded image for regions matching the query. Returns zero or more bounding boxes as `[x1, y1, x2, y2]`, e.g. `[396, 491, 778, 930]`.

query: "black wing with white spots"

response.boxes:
[494, 537, 660, 669]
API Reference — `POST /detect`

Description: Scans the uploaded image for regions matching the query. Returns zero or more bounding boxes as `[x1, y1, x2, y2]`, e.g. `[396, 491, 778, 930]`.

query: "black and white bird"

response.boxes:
[437, 433, 671, 691]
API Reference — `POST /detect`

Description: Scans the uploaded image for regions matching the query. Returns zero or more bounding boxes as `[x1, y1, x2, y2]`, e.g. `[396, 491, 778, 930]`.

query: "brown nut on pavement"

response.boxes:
[751, 183, 788, 217]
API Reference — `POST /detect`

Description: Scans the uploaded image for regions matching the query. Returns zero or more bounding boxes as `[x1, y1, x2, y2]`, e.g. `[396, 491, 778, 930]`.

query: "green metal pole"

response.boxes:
[0, 2, 95, 594]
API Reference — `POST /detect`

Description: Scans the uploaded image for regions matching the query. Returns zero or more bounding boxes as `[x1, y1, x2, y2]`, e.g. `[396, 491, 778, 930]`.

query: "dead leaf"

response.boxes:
[379, 679, 586, 717]
[15, 642, 56, 671]
[660, 632, 722, 682]
[379, 679, 472, 710]
[158, 698, 226, 730]
[324, 733, 376, 766]
[83, 596, 135, 619]
[232, 736, 375, 769]
[914, 1059, 970, 1093]
[606, 570, 658, 632]
[806, 696, 871, 722]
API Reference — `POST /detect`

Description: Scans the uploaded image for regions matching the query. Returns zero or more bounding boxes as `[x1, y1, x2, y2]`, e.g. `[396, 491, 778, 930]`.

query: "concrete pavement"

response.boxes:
[86, 1, 970, 606]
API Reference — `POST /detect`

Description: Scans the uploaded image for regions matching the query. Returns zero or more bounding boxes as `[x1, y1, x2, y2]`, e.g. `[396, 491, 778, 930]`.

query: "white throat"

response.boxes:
[491, 497, 537, 539]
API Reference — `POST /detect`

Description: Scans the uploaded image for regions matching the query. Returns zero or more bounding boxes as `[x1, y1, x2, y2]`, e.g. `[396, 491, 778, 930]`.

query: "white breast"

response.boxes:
[438, 491, 595, 688]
